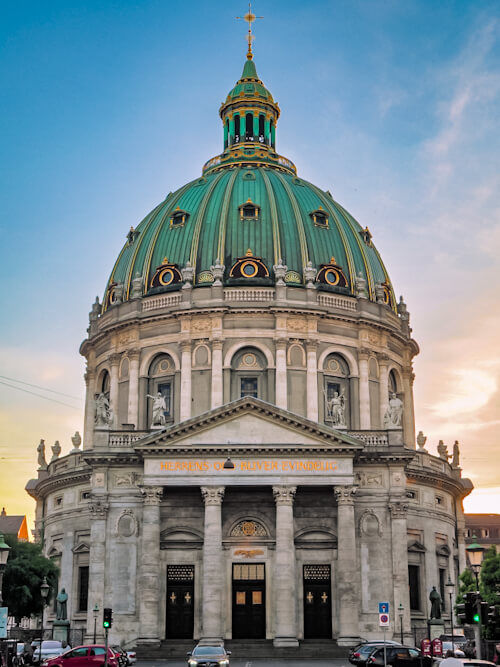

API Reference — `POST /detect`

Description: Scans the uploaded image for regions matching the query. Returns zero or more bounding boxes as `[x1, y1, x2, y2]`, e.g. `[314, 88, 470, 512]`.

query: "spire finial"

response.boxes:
[236, 3, 263, 60]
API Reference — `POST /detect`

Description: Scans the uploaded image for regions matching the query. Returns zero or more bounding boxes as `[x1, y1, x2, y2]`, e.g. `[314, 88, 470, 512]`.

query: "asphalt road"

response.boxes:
[137, 660, 349, 667]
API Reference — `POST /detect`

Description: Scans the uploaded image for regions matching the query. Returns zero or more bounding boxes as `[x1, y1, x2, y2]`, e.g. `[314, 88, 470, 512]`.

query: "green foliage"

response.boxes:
[3, 536, 59, 624]
[480, 546, 500, 639]
[457, 568, 476, 601]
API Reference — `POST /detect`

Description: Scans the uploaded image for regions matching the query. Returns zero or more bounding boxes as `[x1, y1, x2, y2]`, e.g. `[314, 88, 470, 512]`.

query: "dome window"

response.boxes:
[310, 208, 329, 228]
[239, 199, 260, 221]
[170, 208, 189, 228]
[360, 226, 373, 246]
[229, 249, 269, 280]
[150, 258, 183, 290]
[316, 258, 348, 288]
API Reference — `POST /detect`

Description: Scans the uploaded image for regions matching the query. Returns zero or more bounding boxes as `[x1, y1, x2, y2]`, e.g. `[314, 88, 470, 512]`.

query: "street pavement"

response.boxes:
[137, 660, 350, 667]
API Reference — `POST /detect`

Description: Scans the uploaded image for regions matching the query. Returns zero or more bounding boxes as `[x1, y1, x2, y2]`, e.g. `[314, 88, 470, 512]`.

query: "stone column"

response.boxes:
[389, 501, 411, 639]
[86, 498, 109, 641]
[211, 340, 223, 409]
[109, 353, 120, 428]
[402, 369, 416, 447]
[273, 486, 299, 647]
[275, 339, 288, 410]
[137, 486, 163, 645]
[83, 368, 96, 450]
[306, 341, 318, 422]
[358, 350, 371, 429]
[180, 341, 192, 421]
[201, 486, 225, 641]
[334, 485, 361, 645]
[127, 349, 140, 427]
[378, 355, 389, 428]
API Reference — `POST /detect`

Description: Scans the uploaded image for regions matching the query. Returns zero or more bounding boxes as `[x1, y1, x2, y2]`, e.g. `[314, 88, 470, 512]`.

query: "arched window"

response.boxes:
[231, 347, 268, 401]
[270, 119, 275, 148]
[224, 119, 229, 149]
[147, 354, 175, 427]
[245, 113, 253, 141]
[100, 370, 110, 395]
[323, 354, 350, 428]
[234, 115, 241, 144]
[388, 369, 399, 394]
[258, 114, 265, 144]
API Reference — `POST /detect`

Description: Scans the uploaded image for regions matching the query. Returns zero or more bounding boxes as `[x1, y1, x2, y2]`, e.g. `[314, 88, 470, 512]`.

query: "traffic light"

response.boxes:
[457, 603, 466, 625]
[481, 603, 496, 625]
[103, 607, 113, 629]
[465, 600, 474, 623]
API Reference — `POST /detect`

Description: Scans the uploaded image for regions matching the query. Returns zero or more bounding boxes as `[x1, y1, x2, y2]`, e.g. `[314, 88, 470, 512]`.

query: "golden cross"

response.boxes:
[236, 3, 263, 59]
[169, 592, 176, 603]
[306, 591, 314, 603]
[321, 592, 328, 603]
[184, 592, 192, 604]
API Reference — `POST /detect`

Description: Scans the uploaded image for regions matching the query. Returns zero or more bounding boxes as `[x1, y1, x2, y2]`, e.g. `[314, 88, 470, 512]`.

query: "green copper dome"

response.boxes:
[103, 58, 395, 311]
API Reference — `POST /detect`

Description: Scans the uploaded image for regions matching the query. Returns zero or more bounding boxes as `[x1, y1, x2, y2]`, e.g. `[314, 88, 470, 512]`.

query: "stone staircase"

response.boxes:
[136, 638, 349, 660]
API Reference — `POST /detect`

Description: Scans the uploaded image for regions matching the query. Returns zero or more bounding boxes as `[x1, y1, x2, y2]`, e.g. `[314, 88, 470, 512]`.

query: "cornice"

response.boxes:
[83, 452, 142, 466]
[406, 465, 472, 498]
[27, 468, 91, 499]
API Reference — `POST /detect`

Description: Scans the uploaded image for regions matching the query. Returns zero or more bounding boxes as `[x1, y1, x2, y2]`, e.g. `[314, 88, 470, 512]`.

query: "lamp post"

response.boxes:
[93, 603, 99, 643]
[398, 602, 404, 644]
[0, 533, 11, 606]
[466, 536, 486, 590]
[445, 576, 455, 654]
[39, 577, 50, 659]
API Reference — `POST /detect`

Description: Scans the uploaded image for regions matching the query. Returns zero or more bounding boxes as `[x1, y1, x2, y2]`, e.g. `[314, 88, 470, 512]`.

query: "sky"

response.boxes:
[1, 0, 499, 529]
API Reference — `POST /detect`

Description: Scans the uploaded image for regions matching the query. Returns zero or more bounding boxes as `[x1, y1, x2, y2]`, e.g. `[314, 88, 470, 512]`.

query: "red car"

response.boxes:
[43, 646, 118, 667]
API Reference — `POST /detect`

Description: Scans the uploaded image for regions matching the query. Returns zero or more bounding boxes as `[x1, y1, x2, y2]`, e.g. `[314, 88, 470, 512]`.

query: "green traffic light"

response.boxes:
[103, 621, 110, 628]
[473, 613, 480, 623]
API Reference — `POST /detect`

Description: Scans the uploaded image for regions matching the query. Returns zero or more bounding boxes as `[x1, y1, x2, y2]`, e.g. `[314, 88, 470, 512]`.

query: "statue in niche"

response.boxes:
[383, 393, 403, 428]
[147, 392, 167, 427]
[452, 441, 460, 467]
[56, 588, 68, 621]
[429, 586, 442, 619]
[437, 440, 449, 461]
[37, 439, 47, 470]
[328, 392, 346, 428]
[94, 393, 113, 427]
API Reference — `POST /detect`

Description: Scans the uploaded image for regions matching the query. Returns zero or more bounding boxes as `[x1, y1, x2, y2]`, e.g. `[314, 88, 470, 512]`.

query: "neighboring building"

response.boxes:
[465, 514, 500, 551]
[26, 41, 473, 649]
[0, 507, 29, 541]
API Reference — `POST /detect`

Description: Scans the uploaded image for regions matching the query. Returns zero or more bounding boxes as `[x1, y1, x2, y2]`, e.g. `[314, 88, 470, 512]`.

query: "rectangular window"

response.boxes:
[78, 566, 89, 612]
[408, 565, 420, 611]
[240, 377, 258, 398]
[439, 568, 446, 611]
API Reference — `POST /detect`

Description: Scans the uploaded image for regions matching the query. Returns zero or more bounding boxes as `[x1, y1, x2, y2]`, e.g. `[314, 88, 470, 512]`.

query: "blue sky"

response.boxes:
[1, 0, 500, 521]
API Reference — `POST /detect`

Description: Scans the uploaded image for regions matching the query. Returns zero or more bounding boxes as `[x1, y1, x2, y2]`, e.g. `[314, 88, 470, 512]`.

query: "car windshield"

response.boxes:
[192, 646, 223, 656]
[42, 643, 62, 649]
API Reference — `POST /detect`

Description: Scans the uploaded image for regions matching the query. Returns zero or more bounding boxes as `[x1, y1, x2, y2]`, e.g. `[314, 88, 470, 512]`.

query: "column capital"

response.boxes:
[334, 485, 357, 505]
[377, 353, 390, 366]
[358, 348, 371, 360]
[180, 340, 192, 352]
[211, 338, 223, 351]
[275, 337, 288, 350]
[388, 501, 408, 519]
[139, 485, 163, 506]
[273, 485, 297, 506]
[84, 368, 96, 384]
[201, 486, 225, 505]
[306, 339, 318, 352]
[127, 348, 141, 361]
[88, 498, 109, 518]
[109, 352, 121, 367]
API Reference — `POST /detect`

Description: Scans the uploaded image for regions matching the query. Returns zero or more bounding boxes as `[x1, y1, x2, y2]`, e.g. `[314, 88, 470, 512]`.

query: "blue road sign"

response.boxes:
[0, 607, 8, 638]
[379, 601, 390, 614]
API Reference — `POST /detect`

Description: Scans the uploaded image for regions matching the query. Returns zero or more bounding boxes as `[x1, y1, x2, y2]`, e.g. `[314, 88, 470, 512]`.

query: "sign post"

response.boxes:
[379, 602, 390, 667]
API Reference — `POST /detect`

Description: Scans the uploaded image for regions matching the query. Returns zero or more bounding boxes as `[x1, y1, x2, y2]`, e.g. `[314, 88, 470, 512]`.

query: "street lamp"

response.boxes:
[445, 576, 455, 654]
[398, 602, 404, 643]
[0, 533, 11, 606]
[39, 577, 50, 658]
[466, 535, 486, 590]
[93, 603, 99, 643]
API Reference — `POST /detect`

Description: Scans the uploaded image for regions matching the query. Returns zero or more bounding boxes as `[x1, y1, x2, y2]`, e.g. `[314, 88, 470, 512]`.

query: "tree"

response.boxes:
[3, 536, 59, 624]
[480, 546, 500, 639]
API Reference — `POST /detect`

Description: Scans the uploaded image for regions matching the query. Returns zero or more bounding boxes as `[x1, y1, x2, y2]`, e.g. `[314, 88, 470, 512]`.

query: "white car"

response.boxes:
[32, 641, 66, 664]
[126, 651, 136, 665]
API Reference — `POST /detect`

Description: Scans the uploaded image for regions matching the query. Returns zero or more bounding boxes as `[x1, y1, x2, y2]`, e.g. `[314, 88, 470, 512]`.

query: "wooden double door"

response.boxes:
[303, 564, 332, 639]
[166, 565, 194, 639]
[232, 562, 266, 639]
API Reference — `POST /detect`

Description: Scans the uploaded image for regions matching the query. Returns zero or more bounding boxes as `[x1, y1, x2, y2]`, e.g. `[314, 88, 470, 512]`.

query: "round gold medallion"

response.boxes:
[159, 268, 174, 286]
[240, 261, 258, 278]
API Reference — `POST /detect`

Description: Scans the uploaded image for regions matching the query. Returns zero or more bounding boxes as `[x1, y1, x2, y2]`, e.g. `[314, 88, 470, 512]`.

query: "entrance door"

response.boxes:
[303, 564, 332, 639]
[166, 565, 194, 639]
[232, 563, 266, 639]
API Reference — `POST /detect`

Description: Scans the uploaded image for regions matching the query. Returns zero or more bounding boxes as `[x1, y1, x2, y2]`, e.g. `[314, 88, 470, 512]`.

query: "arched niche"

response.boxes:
[230, 347, 269, 402]
[146, 353, 176, 426]
[322, 353, 351, 428]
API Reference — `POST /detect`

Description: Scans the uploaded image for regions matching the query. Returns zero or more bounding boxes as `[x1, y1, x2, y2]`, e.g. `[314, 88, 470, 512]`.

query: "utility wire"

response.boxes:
[0, 379, 81, 410]
[0, 374, 81, 400]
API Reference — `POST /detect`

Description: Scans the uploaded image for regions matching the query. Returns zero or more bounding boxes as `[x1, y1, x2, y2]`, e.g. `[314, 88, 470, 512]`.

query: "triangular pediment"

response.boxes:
[134, 397, 363, 454]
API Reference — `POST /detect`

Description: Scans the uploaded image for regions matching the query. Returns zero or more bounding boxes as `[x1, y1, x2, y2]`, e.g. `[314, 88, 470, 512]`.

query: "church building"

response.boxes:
[26, 23, 472, 649]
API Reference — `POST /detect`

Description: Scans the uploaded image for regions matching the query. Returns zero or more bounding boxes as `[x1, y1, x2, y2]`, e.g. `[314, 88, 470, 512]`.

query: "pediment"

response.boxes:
[408, 540, 427, 553]
[135, 397, 363, 454]
[72, 542, 90, 554]
[295, 527, 338, 549]
[160, 526, 203, 550]
[436, 544, 451, 557]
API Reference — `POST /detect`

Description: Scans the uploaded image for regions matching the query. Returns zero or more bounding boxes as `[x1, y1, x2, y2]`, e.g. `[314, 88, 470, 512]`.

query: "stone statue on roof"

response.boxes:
[37, 439, 47, 470]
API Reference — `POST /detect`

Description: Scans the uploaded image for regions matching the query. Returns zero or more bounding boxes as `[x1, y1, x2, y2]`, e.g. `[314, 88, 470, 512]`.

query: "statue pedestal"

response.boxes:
[53, 620, 70, 645]
[428, 619, 445, 641]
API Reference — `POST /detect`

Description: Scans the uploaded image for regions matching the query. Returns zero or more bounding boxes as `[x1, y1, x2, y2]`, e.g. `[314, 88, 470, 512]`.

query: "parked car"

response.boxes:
[186, 643, 231, 666]
[42, 646, 118, 667]
[350, 642, 402, 667]
[438, 634, 467, 657]
[367, 645, 432, 667]
[461, 662, 496, 667]
[125, 651, 136, 665]
[32, 641, 65, 664]
[110, 646, 127, 667]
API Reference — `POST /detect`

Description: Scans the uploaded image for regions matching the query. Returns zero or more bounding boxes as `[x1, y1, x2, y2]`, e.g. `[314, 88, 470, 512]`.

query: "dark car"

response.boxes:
[186, 643, 231, 666]
[43, 645, 118, 667]
[350, 642, 402, 667]
[367, 645, 432, 667]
